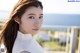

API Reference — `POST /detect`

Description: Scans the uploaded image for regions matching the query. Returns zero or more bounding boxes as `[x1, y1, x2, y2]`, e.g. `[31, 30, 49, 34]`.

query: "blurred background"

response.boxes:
[0, 0, 80, 53]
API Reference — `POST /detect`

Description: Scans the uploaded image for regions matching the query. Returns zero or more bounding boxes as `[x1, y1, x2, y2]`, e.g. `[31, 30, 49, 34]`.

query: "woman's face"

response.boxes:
[19, 6, 43, 34]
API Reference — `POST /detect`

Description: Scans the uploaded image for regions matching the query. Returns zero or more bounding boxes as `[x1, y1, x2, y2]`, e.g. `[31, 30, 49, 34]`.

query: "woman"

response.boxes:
[0, 0, 44, 53]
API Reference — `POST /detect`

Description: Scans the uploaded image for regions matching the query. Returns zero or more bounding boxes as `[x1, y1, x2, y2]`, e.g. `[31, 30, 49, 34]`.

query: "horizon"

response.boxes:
[0, 11, 80, 26]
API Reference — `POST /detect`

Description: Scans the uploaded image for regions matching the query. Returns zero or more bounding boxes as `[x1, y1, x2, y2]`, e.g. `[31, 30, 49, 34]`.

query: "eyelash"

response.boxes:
[28, 16, 43, 19]
[39, 16, 43, 19]
[29, 16, 34, 19]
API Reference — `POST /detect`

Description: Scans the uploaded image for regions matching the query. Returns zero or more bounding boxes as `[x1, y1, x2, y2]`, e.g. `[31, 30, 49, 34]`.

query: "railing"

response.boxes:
[42, 25, 80, 53]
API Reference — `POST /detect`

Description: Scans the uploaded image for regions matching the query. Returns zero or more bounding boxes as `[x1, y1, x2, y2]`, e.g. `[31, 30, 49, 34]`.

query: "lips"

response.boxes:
[32, 28, 39, 31]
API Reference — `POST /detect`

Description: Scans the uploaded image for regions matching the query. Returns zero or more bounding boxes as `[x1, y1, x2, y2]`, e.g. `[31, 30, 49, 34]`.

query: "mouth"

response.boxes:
[32, 28, 39, 31]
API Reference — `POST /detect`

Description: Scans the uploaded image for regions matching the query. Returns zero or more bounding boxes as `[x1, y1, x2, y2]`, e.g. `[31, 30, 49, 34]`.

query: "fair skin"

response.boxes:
[16, 6, 43, 35]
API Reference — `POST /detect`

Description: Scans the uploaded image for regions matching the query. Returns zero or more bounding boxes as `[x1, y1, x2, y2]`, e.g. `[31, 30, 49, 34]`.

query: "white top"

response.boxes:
[12, 31, 44, 53]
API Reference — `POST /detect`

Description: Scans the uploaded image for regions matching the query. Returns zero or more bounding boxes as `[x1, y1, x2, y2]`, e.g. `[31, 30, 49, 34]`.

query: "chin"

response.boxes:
[32, 32, 39, 35]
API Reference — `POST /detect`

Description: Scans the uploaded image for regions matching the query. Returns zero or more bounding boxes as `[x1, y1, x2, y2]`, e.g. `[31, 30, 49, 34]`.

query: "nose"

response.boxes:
[34, 19, 40, 27]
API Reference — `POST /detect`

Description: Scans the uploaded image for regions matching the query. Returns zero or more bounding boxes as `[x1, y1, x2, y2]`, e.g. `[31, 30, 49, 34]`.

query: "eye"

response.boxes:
[28, 16, 35, 19]
[39, 16, 43, 19]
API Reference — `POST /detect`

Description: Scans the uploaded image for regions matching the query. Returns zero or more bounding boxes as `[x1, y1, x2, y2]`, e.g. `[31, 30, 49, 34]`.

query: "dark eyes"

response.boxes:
[39, 16, 43, 19]
[28, 16, 34, 19]
[28, 16, 43, 19]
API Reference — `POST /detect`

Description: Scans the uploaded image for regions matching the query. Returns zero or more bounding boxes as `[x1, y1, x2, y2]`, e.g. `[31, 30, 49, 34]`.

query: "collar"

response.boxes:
[17, 31, 32, 41]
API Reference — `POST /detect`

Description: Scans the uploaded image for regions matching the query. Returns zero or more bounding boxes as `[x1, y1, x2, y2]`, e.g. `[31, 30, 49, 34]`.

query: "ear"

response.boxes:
[14, 18, 20, 24]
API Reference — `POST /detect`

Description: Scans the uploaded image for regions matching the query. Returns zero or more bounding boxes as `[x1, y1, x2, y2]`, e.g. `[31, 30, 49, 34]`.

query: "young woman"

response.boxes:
[0, 0, 44, 53]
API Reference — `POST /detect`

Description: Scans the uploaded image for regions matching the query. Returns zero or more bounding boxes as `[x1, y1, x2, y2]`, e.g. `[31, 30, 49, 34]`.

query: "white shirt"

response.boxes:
[12, 31, 44, 53]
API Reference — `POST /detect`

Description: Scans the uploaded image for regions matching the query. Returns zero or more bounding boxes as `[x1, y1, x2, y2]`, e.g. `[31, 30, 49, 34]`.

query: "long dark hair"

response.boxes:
[0, 0, 43, 53]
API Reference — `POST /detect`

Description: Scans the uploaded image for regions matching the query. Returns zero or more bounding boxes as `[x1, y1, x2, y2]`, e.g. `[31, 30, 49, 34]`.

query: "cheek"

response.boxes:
[22, 20, 33, 27]
[23, 22, 33, 27]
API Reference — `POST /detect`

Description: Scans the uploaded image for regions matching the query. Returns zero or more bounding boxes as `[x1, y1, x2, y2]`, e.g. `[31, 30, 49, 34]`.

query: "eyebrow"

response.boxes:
[28, 13, 43, 15]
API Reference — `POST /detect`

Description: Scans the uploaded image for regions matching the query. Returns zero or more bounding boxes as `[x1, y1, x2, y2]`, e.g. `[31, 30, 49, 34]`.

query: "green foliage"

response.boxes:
[36, 39, 43, 46]
[43, 42, 66, 51]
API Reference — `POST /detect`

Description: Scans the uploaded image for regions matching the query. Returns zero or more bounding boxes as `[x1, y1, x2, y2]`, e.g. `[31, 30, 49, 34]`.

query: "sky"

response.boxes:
[0, 0, 80, 26]
[0, 0, 80, 14]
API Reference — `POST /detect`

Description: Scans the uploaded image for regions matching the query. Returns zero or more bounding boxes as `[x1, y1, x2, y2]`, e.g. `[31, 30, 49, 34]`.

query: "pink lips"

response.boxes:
[32, 28, 39, 31]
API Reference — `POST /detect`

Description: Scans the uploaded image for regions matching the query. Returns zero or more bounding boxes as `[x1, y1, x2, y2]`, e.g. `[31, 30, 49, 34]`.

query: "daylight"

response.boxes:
[0, 0, 80, 14]
[0, 0, 80, 53]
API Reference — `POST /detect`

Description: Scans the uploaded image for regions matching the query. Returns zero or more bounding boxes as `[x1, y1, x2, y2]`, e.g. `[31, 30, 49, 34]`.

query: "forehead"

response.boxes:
[24, 6, 43, 14]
